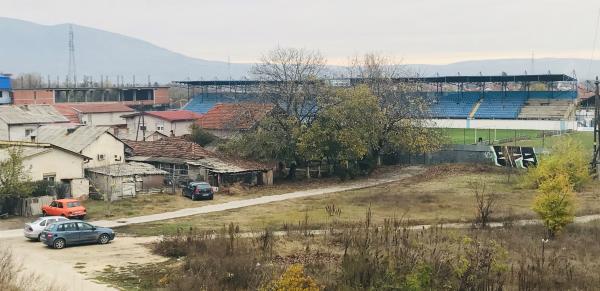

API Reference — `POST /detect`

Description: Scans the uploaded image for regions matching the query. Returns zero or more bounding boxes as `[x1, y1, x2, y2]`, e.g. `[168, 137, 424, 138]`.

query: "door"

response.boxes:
[46, 201, 61, 216]
[76, 222, 97, 243]
[62, 222, 80, 244]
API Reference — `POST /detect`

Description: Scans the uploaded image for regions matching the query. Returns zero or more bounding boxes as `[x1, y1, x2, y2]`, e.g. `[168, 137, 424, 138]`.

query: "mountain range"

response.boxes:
[1, 17, 599, 83]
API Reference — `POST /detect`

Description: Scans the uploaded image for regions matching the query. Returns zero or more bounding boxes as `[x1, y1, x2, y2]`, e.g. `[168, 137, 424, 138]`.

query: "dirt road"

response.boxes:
[0, 166, 424, 290]
[3, 236, 162, 291]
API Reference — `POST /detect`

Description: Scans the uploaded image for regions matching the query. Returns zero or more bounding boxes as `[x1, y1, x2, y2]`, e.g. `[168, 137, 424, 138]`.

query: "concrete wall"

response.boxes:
[70, 178, 90, 199]
[425, 144, 497, 165]
[23, 148, 85, 181]
[12, 89, 54, 105]
[429, 118, 576, 131]
[82, 133, 126, 168]
[80, 112, 130, 126]
[87, 173, 164, 200]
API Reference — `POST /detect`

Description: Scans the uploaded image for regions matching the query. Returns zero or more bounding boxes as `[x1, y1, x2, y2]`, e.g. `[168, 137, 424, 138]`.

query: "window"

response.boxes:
[56, 202, 63, 208]
[77, 222, 93, 231]
[39, 220, 46, 227]
[156, 124, 165, 131]
[97, 154, 105, 161]
[64, 223, 77, 231]
[43, 174, 56, 182]
[67, 201, 81, 208]
[56, 224, 65, 232]
[25, 129, 33, 136]
[50, 201, 57, 208]
[46, 219, 56, 225]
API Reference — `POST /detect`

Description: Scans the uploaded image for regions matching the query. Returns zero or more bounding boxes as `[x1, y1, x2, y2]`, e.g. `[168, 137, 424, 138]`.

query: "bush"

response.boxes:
[532, 173, 576, 238]
[263, 264, 320, 291]
[522, 137, 590, 190]
[188, 124, 218, 147]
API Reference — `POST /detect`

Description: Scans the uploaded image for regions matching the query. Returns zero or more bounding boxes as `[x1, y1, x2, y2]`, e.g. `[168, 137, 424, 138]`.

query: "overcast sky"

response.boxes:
[2, 0, 599, 65]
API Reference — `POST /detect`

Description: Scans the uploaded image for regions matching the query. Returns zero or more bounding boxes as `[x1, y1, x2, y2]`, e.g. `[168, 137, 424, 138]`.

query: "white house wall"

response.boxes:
[23, 149, 85, 181]
[126, 115, 194, 137]
[81, 133, 125, 168]
[80, 112, 130, 126]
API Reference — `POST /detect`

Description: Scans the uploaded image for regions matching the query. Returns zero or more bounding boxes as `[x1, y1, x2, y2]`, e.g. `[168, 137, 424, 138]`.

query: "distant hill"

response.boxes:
[0, 17, 252, 83]
[1, 17, 599, 82]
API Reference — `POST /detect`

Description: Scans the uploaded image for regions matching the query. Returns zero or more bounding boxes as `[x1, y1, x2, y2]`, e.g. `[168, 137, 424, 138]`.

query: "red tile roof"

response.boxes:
[122, 110, 202, 122]
[53, 105, 80, 124]
[125, 137, 213, 160]
[197, 103, 273, 130]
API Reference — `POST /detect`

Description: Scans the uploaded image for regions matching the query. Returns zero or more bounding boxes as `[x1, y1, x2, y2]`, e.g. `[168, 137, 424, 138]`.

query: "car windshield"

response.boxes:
[66, 201, 80, 208]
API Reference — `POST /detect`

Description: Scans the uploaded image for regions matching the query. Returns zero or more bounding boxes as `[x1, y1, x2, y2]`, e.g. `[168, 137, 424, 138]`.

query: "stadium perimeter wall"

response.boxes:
[429, 119, 576, 131]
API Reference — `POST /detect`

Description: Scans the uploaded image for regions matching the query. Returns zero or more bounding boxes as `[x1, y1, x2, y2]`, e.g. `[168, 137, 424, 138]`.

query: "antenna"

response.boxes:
[68, 24, 77, 88]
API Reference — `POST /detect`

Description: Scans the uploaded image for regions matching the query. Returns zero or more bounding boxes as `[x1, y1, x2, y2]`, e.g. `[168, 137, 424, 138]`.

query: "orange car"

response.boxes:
[41, 199, 87, 219]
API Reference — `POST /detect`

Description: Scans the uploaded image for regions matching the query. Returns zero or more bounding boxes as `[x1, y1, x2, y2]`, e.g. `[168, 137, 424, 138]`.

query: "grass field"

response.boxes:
[116, 164, 600, 236]
[439, 128, 543, 144]
[499, 131, 593, 152]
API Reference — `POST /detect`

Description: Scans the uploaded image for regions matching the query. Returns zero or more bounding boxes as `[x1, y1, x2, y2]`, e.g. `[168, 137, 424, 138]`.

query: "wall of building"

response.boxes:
[154, 88, 169, 104]
[24, 148, 85, 181]
[12, 89, 55, 105]
[70, 178, 90, 199]
[0, 122, 9, 140]
[81, 133, 125, 168]
[4, 124, 43, 141]
[0, 90, 11, 104]
[80, 111, 130, 126]
[125, 115, 194, 137]
[429, 118, 576, 131]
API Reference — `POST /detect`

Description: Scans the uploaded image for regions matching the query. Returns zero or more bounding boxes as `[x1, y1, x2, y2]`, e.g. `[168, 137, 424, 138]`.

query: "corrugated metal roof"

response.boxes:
[121, 110, 202, 122]
[0, 105, 70, 125]
[86, 162, 167, 177]
[27, 125, 114, 153]
[0, 75, 10, 90]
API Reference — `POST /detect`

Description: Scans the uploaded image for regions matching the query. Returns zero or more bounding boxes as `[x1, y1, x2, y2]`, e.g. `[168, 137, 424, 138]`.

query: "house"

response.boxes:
[115, 129, 168, 142]
[19, 125, 127, 168]
[86, 162, 167, 200]
[0, 105, 70, 141]
[54, 103, 134, 126]
[124, 137, 274, 187]
[0, 141, 90, 198]
[197, 103, 273, 138]
[121, 110, 202, 139]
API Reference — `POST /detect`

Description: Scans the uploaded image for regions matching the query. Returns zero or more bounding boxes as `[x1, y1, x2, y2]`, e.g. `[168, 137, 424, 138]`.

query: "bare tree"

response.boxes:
[347, 53, 442, 164]
[470, 179, 497, 228]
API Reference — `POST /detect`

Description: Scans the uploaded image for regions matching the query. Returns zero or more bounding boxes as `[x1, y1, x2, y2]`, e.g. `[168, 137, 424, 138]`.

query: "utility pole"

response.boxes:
[593, 76, 600, 176]
[68, 24, 77, 88]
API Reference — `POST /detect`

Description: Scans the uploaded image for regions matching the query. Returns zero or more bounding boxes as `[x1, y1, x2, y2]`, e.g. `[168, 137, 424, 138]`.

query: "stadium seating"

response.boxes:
[474, 91, 528, 119]
[184, 93, 257, 114]
[429, 92, 480, 118]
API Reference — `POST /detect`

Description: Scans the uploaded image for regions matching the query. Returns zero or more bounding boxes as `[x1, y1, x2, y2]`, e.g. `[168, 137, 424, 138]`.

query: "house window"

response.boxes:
[97, 154, 105, 161]
[156, 124, 164, 131]
[114, 155, 122, 161]
[43, 174, 56, 182]
[25, 129, 33, 136]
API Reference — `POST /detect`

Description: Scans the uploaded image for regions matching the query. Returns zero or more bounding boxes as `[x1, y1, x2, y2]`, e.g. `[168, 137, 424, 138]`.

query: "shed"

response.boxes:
[86, 162, 167, 200]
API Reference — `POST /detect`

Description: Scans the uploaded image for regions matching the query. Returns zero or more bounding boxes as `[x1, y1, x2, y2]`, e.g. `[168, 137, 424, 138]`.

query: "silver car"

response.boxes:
[24, 216, 69, 240]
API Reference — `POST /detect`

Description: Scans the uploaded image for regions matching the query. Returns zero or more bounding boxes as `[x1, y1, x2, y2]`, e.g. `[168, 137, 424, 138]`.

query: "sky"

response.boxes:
[2, 0, 599, 65]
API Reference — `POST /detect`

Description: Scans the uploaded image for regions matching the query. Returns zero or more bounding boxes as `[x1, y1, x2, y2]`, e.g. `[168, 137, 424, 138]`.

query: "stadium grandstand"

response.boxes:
[176, 74, 578, 127]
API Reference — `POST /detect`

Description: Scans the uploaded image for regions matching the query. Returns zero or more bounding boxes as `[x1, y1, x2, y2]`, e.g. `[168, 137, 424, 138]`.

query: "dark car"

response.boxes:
[39, 220, 115, 249]
[183, 182, 214, 201]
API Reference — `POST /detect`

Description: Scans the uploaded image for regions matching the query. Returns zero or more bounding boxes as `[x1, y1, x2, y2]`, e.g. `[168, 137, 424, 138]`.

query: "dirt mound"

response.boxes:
[411, 163, 501, 182]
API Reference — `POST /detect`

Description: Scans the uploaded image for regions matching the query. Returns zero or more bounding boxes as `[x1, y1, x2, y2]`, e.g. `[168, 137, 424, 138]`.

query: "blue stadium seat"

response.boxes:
[428, 92, 480, 119]
[183, 93, 258, 114]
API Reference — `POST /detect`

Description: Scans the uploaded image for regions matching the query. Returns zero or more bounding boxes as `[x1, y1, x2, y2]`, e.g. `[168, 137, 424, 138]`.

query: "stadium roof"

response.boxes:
[174, 74, 576, 86]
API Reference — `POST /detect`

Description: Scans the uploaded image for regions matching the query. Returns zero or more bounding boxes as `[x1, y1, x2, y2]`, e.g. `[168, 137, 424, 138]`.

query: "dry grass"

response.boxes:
[116, 164, 600, 236]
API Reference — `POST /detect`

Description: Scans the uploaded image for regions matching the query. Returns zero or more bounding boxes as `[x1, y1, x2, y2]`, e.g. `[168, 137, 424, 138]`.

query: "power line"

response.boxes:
[68, 24, 77, 88]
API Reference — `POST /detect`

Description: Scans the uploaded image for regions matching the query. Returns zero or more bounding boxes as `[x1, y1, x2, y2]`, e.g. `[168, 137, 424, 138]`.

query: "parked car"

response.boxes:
[23, 216, 69, 241]
[182, 182, 214, 200]
[41, 199, 87, 219]
[39, 220, 115, 249]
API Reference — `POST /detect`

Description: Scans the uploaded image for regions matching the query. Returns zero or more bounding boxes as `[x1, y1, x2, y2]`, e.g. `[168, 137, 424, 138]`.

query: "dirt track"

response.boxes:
[0, 166, 425, 290]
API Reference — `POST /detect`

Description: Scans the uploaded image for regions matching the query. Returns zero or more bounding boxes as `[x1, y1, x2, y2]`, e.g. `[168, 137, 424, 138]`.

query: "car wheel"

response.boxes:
[53, 238, 66, 249]
[42, 211, 47, 217]
[37, 233, 42, 241]
[98, 234, 110, 244]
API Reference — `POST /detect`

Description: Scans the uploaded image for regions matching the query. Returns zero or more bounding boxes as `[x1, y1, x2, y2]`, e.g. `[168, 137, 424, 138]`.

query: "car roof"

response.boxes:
[55, 199, 79, 202]
[40, 216, 67, 219]
[54, 219, 84, 224]
[190, 182, 210, 185]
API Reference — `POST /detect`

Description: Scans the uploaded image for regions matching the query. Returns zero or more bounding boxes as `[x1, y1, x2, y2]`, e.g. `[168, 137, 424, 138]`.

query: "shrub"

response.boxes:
[522, 137, 589, 190]
[532, 173, 576, 238]
[263, 264, 320, 291]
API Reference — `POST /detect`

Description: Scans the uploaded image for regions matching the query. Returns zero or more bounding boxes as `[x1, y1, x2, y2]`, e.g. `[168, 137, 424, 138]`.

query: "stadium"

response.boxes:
[176, 73, 582, 140]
